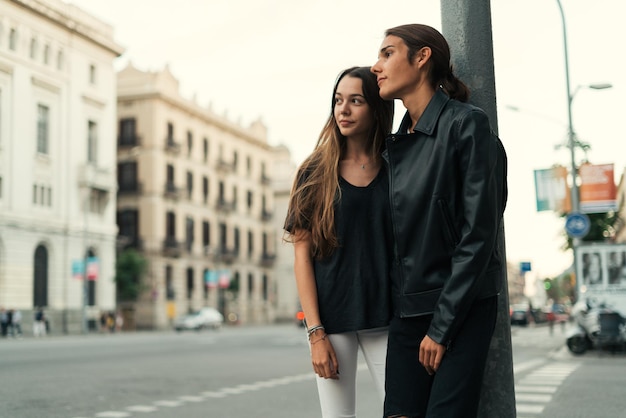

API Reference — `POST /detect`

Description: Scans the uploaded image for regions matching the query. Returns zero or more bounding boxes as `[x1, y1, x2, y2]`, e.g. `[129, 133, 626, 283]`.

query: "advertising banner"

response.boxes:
[576, 244, 626, 314]
[578, 163, 617, 213]
[534, 166, 571, 213]
[205, 270, 218, 288]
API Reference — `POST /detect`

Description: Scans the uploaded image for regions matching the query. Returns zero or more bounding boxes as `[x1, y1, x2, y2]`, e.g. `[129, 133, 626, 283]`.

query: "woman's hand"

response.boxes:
[419, 335, 446, 375]
[310, 334, 339, 379]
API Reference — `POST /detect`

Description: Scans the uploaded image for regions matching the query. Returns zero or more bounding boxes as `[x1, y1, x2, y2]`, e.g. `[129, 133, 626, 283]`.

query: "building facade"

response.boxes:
[116, 64, 282, 329]
[0, 0, 123, 333]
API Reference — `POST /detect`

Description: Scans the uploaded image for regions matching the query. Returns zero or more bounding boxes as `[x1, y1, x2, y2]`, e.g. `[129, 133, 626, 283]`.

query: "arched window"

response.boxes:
[33, 245, 48, 307]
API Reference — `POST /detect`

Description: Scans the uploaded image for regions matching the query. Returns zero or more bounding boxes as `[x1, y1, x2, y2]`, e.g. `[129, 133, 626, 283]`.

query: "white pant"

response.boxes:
[313, 327, 388, 418]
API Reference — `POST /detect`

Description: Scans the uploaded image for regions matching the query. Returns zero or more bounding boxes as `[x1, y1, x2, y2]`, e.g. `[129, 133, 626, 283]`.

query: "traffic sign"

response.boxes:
[565, 212, 591, 238]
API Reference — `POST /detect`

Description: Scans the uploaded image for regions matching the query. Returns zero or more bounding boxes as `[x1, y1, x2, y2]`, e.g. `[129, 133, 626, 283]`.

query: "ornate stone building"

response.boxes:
[116, 64, 285, 329]
[0, 0, 123, 333]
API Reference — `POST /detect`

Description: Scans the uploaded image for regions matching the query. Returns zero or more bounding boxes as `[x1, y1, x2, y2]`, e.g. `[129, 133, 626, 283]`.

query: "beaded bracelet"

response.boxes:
[310, 333, 327, 345]
[307, 324, 325, 337]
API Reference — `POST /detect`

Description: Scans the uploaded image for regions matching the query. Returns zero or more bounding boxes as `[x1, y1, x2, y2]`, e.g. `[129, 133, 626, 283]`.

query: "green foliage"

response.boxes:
[114, 249, 147, 301]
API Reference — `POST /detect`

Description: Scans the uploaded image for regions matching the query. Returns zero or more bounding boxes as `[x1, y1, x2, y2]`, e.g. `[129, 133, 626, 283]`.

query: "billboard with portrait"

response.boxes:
[576, 244, 626, 313]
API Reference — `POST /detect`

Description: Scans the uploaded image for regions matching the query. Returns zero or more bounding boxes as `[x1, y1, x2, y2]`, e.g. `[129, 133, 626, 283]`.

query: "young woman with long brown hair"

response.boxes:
[284, 66, 394, 417]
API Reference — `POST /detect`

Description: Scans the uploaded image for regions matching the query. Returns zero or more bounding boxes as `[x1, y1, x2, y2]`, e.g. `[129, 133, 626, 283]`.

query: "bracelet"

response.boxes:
[310, 333, 327, 345]
[307, 324, 325, 337]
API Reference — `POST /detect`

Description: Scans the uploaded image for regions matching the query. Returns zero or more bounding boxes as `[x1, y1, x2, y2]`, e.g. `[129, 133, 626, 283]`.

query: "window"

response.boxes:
[202, 221, 210, 247]
[262, 275, 269, 301]
[166, 265, 175, 300]
[234, 227, 240, 254]
[233, 151, 238, 170]
[166, 164, 175, 184]
[43, 44, 50, 65]
[186, 268, 194, 300]
[117, 209, 139, 245]
[246, 156, 251, 176]
[167, 122, 174, 144]
[119, 118, 137, 146]
[57, 50, 64, 70]
[185, 216, 194, 252]
[218, 181, 225, 201]
[9, 28, 17, 51]
[203, 268, 209, 300]
[166, 211, 176, 239]
[247, 273, 254, 297]
[186, 171, 193, 199]
[89, 64, 96, 84]
[203, 138, 208, 162]
[247, 190, 253, 209]
[202, 176, 208, 204]
[32, 185, 37, 204]
[187, 131, 193, 156]
[117, 162, 138, 192]
[37, 104, 49, 154]
[248, 230, 254, 257]
[30, 38, 37, 59]
[232, 186, 238, 208]
[219, 222, 227, 250]
[87, 120, 98, 163]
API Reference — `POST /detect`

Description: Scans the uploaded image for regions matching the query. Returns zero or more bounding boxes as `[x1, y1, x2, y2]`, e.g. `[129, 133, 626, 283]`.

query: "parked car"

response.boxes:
[173, 307, 224, 331]
[510, 304, 530, 326]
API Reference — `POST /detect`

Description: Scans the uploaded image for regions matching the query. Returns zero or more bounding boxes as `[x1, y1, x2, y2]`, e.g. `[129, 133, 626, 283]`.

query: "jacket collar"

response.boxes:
[397, 89, 450, 135]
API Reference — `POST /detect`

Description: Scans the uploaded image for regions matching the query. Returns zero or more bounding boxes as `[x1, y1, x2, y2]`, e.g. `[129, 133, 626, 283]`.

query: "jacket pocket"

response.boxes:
[437, 199, 459, 248]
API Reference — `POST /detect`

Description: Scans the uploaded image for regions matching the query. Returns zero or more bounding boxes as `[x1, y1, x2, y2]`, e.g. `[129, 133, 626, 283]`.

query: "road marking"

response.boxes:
[153, 400, 182, 407]
[178, 395, 204, 402]
[95, 412, 131, 418]
[126, 405, 158, 412]
[515, 361, 581, 416]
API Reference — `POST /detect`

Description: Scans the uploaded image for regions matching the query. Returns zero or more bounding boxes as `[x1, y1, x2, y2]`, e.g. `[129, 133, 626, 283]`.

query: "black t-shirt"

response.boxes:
[314, 169, 394, 334]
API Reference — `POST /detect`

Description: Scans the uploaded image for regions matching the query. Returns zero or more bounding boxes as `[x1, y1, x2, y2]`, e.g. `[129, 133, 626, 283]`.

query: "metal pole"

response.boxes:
[440, 1, 516, 416]
[556, 0, 579, 214]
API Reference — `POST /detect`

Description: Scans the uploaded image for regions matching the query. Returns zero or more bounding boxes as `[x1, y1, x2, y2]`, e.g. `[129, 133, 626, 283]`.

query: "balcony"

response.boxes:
[260, 252, 276, 267]
[118, 135, 141, 148]
[261, 209, 273, 222]
[260, 173, 272, 185]
[164, 139, 181, 155]
[216, 198, 236, 213]
[213, 247, 239, 264]
[117, 236, 143, 251]
[117, 182, 143, 196]
[163, 238, 181, 258]
[216, 158, 236, 173]
[78, 163, 115, 193]
[164, 183, 181, 200]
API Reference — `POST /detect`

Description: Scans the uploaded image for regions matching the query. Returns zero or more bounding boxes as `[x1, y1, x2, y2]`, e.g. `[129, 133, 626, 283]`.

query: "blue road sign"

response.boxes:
[565, 212, 591, 238]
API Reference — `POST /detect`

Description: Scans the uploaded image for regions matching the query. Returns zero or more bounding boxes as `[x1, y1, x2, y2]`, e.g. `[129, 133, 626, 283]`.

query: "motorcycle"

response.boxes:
[566, 298, 626, 355]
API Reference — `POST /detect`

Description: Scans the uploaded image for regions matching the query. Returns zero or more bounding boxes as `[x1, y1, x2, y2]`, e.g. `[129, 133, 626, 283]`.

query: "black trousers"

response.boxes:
[384, 296, 497, 418]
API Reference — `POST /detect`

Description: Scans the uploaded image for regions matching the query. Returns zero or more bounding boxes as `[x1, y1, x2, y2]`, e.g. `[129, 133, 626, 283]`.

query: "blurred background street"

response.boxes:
[1, 323, 625, 418]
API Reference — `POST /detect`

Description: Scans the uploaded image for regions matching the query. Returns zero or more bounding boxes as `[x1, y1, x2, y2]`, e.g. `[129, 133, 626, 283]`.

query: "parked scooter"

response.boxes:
[566, 298, 626, 355]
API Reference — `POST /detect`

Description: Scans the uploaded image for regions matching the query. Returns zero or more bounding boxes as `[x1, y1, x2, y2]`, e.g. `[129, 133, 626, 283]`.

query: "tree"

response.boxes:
[114, 249, 147, 301]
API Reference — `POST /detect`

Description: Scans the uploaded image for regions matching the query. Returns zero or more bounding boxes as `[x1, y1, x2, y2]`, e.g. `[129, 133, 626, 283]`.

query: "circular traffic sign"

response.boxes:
[565, 212, 590, 238]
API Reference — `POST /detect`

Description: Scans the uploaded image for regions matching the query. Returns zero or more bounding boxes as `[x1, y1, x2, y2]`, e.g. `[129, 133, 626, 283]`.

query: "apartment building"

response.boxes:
[0, 0, 123, 333]
[116, 64, 284, 329]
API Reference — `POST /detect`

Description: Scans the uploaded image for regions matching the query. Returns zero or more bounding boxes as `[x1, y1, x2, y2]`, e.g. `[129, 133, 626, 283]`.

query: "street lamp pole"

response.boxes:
[556, 0, 579, 215]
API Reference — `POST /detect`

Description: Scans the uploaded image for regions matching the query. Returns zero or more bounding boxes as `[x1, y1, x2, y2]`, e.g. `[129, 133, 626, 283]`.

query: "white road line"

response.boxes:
[126, 405, 158, 412]
[153, 400, 182, 407]
[515, 393, 552, 403]
[514, 359, 546, 375]
[95, 412, 131, 418]
[201, 391, 227, 398]
[515, 385, 558, 393]
[178, 395, 204, 402]
[517, 404, 545, 414]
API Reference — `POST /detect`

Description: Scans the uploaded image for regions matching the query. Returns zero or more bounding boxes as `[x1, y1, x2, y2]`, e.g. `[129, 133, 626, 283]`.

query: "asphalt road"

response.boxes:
[0, 323, 624, 418]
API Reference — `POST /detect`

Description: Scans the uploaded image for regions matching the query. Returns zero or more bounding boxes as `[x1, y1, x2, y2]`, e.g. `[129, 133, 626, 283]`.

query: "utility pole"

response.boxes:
[440, 1, 516, 417]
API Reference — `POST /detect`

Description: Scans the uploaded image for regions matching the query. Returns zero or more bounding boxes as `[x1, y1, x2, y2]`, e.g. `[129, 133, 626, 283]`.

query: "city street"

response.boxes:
[0, 323, 625, 418]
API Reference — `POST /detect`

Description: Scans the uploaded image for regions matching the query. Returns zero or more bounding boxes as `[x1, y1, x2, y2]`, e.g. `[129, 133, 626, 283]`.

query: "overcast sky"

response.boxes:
[67, 0, 626, 281]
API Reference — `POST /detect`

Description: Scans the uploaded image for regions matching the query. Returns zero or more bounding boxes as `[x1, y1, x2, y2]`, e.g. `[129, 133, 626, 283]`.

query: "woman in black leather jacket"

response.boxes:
[371, 24, 508, 418]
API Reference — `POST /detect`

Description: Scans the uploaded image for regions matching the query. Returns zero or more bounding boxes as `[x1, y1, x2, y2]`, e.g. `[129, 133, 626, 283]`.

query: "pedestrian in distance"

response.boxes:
[284, 66, 395, 417]
[371, 24, 508, 418]
[12, 309, 23, 338]
[0, 307, 8, 337]
[33, 307, 46, 337]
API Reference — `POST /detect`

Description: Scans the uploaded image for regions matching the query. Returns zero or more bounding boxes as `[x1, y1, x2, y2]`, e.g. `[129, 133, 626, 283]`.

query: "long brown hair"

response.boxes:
[386, 24, 470, 102]
[284, 66, 394, 258]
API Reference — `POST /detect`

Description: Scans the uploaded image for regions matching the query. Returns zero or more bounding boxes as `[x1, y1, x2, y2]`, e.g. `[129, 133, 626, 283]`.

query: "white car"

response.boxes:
[174, 307, 224, 331]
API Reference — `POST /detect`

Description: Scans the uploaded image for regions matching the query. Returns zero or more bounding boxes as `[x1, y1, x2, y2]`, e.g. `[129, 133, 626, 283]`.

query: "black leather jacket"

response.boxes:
[383, 89, 508, 345]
